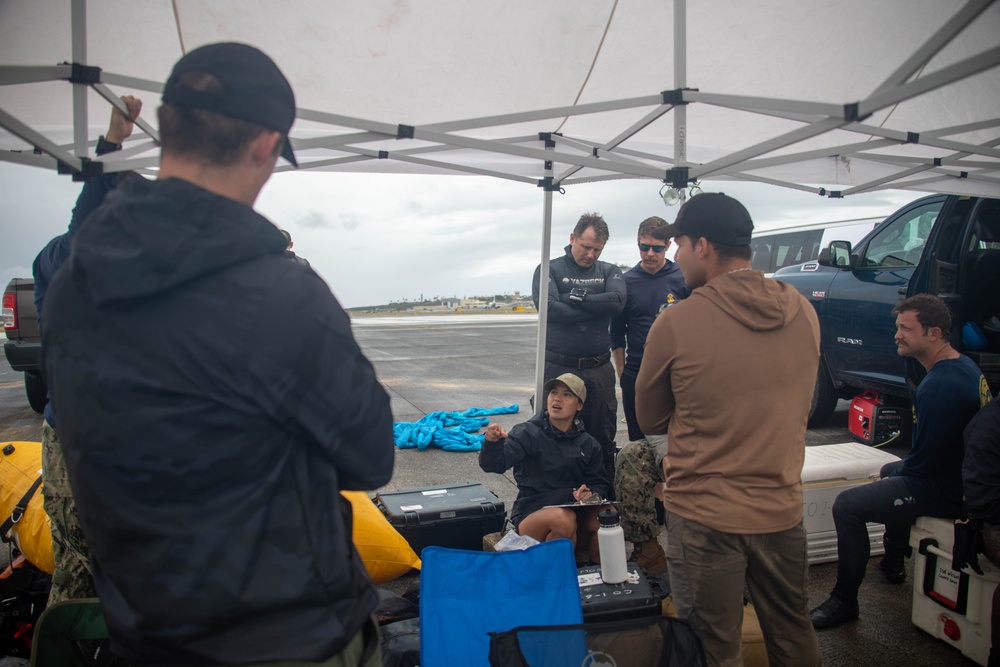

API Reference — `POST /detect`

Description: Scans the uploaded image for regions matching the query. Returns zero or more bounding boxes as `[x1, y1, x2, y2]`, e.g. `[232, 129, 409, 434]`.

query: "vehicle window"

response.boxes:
[751, 238, 774, 272]
[773, 230, 823, 271]
[970, 199, 1000, 251]
[750, 230, 823, 273]
[862, 202, 943, 268]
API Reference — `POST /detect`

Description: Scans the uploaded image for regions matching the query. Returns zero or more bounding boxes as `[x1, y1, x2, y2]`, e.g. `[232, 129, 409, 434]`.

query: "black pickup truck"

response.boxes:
[2, 277, 46, 413]
[774, 193, 1000, 427]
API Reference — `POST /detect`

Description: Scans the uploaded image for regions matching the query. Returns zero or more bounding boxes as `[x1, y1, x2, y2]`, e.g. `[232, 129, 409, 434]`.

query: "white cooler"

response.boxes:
[909, 516, 999, 667]
[801, 442, 901, 565]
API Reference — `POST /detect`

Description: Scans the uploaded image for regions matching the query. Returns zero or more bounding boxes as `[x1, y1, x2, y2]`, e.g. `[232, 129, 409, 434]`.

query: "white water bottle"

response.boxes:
[597, 508, 628, 584]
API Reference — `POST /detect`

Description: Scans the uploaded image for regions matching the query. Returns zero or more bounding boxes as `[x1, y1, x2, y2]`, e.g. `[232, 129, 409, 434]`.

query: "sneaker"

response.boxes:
[632, 540, 668, 576]
[810, 594, 859, 629]
[879, 556, 906, 585]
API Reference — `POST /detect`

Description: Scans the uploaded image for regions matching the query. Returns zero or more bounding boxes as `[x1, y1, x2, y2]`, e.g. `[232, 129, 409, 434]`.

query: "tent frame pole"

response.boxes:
[674, 0, 687, 174]
[534, 143, 555, 415]
[71, 0, 87, 160]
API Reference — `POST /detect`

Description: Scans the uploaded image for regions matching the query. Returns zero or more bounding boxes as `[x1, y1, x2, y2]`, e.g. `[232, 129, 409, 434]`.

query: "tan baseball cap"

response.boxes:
[543, 373, 587, 404]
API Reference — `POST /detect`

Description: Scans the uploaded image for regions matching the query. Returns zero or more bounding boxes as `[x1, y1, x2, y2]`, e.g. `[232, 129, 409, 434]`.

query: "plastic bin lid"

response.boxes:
[801, 442, 902, 483]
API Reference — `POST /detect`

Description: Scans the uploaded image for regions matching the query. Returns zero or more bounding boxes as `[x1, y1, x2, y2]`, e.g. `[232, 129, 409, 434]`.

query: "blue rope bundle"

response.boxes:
[393, 404, 519, 452]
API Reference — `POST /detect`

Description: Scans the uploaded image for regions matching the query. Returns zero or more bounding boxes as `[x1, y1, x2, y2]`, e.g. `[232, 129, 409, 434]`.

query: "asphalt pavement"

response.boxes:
[0, 313, 979, 666]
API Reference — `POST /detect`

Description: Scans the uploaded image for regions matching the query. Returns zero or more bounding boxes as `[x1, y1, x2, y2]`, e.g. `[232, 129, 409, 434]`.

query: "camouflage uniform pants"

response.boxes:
[42, 421, 97, 603]
[614, 439, 664, 543]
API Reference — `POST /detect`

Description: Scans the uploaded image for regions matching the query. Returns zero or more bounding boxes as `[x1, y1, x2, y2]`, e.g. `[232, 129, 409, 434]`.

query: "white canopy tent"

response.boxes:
[2, 0, 999, 406]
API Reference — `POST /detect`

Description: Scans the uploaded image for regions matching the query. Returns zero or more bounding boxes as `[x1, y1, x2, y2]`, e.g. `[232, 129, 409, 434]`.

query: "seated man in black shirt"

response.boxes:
[812, 294, 991, 629]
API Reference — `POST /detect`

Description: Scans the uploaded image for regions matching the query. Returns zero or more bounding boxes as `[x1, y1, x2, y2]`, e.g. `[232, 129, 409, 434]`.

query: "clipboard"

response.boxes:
[543, 496, 612, 510]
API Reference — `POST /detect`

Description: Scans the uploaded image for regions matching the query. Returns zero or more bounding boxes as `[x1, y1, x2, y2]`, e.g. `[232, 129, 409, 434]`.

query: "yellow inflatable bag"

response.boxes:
[0, 441, 54, 574]
[342, 491, 420, 584]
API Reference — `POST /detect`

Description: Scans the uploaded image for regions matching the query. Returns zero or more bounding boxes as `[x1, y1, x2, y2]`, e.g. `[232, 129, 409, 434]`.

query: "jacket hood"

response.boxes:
[694, 269, 804, 332]
[532, 411, 584, 439]
[68, 177, 287, 306]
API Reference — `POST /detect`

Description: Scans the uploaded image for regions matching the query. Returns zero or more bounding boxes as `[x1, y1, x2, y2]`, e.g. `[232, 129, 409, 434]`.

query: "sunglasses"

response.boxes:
[638, 243, 667, 253]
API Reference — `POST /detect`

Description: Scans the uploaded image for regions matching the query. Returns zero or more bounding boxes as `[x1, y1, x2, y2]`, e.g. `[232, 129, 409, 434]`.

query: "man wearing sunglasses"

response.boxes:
[610, 216, 689, 575]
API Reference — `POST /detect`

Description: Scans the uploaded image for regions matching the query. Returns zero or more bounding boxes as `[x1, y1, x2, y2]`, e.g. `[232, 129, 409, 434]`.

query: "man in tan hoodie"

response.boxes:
[636, 193, 821, 667]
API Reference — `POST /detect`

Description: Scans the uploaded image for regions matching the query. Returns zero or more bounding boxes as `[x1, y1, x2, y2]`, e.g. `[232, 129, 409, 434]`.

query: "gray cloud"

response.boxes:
[338, 213, 361, 231]
[297, 210, 334, 230]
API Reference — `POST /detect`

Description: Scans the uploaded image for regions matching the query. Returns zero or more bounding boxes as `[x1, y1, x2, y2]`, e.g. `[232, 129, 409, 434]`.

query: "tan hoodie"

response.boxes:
[635, 269, 820, 534]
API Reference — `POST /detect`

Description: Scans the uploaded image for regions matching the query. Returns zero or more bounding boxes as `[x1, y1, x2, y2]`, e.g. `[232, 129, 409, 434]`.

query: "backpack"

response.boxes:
[0, 559, 51, 660]
[488, 615, 707, 667]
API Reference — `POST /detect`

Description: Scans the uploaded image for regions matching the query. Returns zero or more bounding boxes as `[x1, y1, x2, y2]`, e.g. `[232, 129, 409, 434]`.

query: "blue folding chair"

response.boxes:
[420, 539, 584, 667]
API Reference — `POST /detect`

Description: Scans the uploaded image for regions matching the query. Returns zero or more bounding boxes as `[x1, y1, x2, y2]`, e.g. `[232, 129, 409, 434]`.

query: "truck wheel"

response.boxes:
[809, 362, 838, 428]
[24, 371, 48, 414]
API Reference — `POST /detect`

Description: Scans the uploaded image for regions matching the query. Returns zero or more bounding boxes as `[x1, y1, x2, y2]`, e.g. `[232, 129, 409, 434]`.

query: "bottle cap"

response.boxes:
[599, 508, 620, 527]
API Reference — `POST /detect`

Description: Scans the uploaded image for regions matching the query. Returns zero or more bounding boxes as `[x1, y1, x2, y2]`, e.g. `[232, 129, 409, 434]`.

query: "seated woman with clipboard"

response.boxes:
[479, 373, 613, 563]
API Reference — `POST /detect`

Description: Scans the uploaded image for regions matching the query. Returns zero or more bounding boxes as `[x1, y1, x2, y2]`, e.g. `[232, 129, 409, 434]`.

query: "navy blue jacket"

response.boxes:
[32, 137, 123, 426]
[610, 260, 688, 377]
[479, 412, 611, 525]
[531, 246, 625, 358]
[42, 176, 395, 665]
[963, 398, 1000, 524]
[890, 355, 989, 503]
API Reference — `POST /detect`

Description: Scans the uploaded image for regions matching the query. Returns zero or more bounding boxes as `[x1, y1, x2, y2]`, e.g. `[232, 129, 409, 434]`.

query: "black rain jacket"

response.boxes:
[42, 176, 395, 665]
[479, 412, 611, 525]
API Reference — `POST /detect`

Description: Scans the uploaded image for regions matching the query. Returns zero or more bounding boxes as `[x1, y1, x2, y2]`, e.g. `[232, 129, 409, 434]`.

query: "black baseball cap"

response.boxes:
[162, 42, 298, 167]
[652, 193, 753, 245]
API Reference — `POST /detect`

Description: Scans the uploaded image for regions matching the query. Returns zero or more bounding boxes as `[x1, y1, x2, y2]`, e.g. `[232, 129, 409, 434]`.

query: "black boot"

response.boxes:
[879, 535, 907, 585]
[810, 592, 860, 629]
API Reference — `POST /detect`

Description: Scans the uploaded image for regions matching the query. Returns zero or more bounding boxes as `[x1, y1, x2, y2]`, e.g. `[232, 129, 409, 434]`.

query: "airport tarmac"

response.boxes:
[0, 313, 980, 665]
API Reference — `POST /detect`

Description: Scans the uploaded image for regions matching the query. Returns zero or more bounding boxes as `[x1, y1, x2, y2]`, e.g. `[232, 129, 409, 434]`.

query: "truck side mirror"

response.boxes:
[819, 240, 854, 268]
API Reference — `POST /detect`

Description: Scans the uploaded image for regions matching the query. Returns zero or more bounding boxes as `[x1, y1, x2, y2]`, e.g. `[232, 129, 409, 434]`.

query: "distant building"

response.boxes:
[459, 299, 487, 309]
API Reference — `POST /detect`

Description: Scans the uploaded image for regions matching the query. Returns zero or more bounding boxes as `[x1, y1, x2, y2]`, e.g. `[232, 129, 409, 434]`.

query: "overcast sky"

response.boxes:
[1, 162, 921, 309]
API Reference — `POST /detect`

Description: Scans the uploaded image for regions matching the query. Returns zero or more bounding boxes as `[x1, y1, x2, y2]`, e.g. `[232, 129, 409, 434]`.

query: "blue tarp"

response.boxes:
[393, 405, 519, 452]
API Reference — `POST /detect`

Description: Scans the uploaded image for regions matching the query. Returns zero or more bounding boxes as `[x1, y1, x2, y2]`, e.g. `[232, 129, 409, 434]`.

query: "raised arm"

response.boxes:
[479, 423, 530, 474]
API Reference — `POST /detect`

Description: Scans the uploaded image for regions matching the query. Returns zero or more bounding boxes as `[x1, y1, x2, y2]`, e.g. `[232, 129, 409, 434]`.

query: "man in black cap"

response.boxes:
[636, 193, 821, 666]
[42, 43, 394, 666]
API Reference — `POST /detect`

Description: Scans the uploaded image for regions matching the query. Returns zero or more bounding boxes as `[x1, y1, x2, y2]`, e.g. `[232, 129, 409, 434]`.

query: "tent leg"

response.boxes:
[533, 173, 554, 415]
[674, 0, 687, 170]
[71, 0, 89, 159]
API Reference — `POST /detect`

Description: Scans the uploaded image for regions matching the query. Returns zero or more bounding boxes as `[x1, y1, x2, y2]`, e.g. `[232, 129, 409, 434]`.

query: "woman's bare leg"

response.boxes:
[519, 507, 578, 548]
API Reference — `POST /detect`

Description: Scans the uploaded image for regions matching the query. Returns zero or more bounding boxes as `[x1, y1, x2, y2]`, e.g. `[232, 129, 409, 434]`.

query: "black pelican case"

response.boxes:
[375, 482, 506, 555]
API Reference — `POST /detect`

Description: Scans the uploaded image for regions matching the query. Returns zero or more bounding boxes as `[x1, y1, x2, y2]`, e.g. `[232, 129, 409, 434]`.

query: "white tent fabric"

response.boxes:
[2, 0, 998, 198]
[2, 0, 998, 405]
